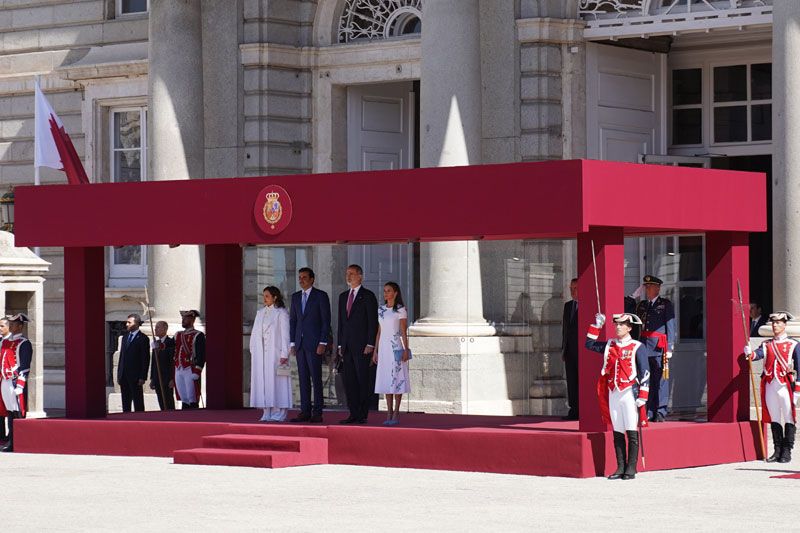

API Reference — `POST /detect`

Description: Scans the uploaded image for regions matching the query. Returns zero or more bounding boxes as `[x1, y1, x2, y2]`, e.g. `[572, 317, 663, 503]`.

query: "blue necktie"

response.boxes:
[302, 291, 308, 314]
[128, 332, 134, 345]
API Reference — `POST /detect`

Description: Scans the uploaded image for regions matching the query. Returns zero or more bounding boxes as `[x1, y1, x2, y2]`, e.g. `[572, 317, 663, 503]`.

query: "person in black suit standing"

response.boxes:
[149, 320, 175, 411]
[338, 264, 378, 424]
[117, 313, 150, 413]
[749, 302, 768, 337]
[562, 278, 580, 421]
[289, 267, 331, 423]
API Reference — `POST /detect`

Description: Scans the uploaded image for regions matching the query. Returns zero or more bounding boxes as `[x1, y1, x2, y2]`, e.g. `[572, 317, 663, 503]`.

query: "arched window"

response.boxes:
[338, 0, 422, 44]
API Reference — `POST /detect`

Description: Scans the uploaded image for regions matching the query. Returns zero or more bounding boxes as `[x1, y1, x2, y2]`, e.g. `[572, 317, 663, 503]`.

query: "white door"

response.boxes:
[346, 82, 415, 311]
[586, 43, 666, 162]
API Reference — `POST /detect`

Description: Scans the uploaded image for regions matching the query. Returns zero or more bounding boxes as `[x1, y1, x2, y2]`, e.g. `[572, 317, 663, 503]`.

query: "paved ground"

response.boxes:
[0, 451, 794, 531]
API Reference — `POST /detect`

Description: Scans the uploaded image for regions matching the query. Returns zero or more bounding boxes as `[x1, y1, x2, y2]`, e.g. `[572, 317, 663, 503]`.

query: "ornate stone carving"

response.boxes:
[338, 0, 422, 44]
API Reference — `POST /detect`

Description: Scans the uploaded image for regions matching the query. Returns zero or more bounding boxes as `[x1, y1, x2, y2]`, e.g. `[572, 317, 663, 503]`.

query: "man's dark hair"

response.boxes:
[348, 264, 363, 275]
[570, 277, 578, 283]
[127, 313, 143, 326]
[299, 267, 315, 280]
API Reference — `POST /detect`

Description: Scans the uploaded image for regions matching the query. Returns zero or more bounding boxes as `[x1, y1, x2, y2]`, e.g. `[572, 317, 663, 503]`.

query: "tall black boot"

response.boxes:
[0, 416, 6, 441]
[779, 423, 795, 464]
[768, 422, 784, 463]
[608, 431, 626, 480]
[1, 414, 14, 452]
[622, 430, 639, 480]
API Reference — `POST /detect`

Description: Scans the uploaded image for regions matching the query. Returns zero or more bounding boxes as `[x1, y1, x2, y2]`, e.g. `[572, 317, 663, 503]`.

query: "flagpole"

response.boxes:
[32, 75, 40, 256]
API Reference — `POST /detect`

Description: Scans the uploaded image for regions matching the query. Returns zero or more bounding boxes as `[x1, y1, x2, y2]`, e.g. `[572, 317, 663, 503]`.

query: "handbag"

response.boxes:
[276, 363, 291, 377]
[393, 337, 413, 362]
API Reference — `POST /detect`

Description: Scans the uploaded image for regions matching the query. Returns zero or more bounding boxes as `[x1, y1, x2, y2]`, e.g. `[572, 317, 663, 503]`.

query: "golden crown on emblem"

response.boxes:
[266, 191, 280, 202]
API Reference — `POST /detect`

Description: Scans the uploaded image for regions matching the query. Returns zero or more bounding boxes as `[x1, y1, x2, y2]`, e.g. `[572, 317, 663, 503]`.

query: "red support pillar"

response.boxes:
[705, 231, 750, 423]
[577, 227, 625, 432]
[204, 244, 243, 409]
[64, 247, 106, 419]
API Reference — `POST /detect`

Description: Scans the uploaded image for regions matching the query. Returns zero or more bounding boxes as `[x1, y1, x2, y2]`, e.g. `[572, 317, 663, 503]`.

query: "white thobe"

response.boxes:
[249, 305, 293, 409]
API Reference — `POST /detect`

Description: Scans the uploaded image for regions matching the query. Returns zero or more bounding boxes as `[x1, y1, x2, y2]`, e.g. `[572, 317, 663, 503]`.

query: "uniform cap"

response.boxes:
[180, 309, 201, 318]
[769, 311, 795, 322]
[642, 275, 663, 285]
[7, 313, 29, 323]
[613, 313, 643, 326]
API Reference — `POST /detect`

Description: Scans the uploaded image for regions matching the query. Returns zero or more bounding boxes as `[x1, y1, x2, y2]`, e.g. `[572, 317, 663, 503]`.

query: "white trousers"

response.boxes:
[765, 378, 795, 424]
[609, 387, 638, 432]
[261, 407, 287, 422]
[175, 367, 197, 404]
[0, 379, 18, 412]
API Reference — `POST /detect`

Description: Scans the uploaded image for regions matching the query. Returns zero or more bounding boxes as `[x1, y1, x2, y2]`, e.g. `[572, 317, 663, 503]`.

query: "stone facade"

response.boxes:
[0, 0, 781, 417]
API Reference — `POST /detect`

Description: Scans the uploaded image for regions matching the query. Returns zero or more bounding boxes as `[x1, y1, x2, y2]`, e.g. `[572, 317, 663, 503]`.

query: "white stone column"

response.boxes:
[410, 0, 494, 336]
[147, 1, 205, 326]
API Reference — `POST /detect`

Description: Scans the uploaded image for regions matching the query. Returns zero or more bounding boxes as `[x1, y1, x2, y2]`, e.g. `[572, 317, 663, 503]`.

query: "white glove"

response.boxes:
[150, 340, 159, 350]
[794, 392, 799, 406]
[14, 386, 23, 396]
[594, 313, 606, 327]
[666, 351, 673, 359]
[635, 398, 646, 407]
[630, 284, 644, 299]
[743, 345, 752, 358]
[191, 373, 200, 381]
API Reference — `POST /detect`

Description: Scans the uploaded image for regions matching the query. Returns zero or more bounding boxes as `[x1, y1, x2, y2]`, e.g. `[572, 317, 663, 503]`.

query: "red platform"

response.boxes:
[14, 410, 761, 477]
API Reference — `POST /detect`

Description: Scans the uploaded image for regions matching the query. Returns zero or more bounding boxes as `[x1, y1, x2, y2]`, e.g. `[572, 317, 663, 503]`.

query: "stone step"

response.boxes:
[173, 448, 324, 468]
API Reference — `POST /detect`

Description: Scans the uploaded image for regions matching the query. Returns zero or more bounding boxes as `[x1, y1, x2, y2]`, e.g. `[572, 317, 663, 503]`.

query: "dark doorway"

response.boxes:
[711, 155, 772, 313]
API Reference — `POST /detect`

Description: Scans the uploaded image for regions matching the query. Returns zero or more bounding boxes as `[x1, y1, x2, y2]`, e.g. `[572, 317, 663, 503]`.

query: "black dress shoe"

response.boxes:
[290, 413, 311, 423]
[356, 418, 367, 424]
[339, 417, 356, 425]
[655, 413, 666, 423]
[561, 414, 578, 421]
[1, 443, 13, 453]
[309, 414, 323, 424]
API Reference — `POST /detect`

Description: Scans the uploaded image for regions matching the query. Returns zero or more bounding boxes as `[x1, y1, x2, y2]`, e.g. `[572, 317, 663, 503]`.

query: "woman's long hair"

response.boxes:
[384, 282, 404, 311]
[263, 286, 286, 308]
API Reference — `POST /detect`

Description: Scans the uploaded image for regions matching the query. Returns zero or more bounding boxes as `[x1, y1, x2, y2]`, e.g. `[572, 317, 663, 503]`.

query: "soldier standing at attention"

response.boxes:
[174, 310, 206, 409]
[0, 314, 32, 452]
[585, 312, 649, 480]
[634, 275, 675, 422]
[745, 312, 800, 463]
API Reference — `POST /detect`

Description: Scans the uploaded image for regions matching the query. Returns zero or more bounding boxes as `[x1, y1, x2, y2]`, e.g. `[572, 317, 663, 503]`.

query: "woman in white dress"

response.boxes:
[373, 282, 411, 426]
[249, 286, 292, 422]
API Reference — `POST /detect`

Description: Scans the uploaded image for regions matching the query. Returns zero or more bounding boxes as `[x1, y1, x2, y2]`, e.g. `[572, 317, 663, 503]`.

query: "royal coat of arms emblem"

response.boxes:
[253, 185, 292, 235]
[263, 191, 282, 229]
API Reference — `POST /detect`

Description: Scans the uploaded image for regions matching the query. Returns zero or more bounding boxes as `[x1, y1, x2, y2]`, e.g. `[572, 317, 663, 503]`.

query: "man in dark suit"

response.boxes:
[561, 278, 579, 421]
[338, 264, 378, 424]
[289, 267, 331, 423]
[149, 320, 175, 411]
[117, 313, 150, 413]
[749, 302, 768, 337]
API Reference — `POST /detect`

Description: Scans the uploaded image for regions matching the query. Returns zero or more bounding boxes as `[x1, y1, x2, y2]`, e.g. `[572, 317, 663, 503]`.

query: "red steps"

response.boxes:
[173, 434, 328, 468]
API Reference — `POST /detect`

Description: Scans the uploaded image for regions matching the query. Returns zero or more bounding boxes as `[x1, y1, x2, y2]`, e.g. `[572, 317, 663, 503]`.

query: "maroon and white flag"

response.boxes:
[33, 79, 89, 185]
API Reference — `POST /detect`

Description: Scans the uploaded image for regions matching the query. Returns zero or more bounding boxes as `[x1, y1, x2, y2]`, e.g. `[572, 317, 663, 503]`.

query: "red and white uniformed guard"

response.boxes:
[585, 312, 650, 480]
[0, 313, 33, 452]
[173, 310, 206, 409]
[744, 311, 800, 463]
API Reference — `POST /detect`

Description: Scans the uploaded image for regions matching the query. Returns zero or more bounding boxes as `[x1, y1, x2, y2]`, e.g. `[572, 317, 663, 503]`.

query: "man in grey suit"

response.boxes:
[289, 267, 331, 423]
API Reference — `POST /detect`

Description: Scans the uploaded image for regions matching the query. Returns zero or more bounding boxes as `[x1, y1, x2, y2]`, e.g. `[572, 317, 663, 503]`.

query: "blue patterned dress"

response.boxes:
[374, 305, 410, 394]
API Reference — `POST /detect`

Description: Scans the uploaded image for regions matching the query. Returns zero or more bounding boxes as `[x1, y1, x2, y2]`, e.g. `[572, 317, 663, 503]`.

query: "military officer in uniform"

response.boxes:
[585, 312, 649, 480]
[0, 313, 32, 452]
[634, 275, 675, 422]
[744, 312, 800, 463]
[174, 310, 206, 409]
[0, 317, 9, 443]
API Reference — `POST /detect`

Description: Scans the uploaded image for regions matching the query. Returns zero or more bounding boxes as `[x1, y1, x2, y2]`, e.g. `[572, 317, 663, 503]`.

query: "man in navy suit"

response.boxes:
[289, 267, 331, 423]
[338, 264, 379, 424]
[117, 313, 150, 413]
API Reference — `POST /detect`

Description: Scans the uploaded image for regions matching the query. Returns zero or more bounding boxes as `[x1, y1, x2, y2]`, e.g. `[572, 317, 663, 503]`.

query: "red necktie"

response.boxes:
[346, 289, 355, 317]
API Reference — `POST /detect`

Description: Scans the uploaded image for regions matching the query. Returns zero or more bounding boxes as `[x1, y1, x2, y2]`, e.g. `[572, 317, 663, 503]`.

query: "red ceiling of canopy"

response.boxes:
[14, 159, 766, 248]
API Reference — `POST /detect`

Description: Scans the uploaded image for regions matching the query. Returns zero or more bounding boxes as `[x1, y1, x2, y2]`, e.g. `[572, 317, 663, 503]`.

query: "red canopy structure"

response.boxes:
[15, 159, 766, 435]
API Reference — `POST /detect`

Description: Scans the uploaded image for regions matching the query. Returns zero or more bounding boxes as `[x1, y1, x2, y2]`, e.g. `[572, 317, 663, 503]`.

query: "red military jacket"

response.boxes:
[754, 335, 800, 391]
[174, 328, 206, 376]
[0, 334, 32, 388]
